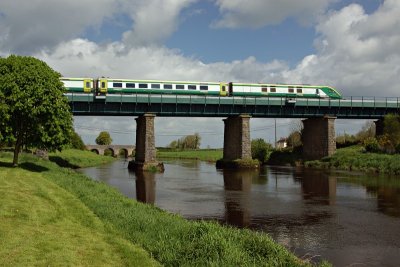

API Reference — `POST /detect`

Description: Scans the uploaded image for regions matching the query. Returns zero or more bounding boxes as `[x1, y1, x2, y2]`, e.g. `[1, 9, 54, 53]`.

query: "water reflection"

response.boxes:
[134, 170, 156, 204]
[223, 169, 258, 227]
[78, 160, 400, 267]
[300, 169, 337, 205]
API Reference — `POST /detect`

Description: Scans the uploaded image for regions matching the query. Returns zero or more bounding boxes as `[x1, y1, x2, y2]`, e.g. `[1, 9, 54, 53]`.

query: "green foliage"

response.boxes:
[168, 133, 201, 149]
[306, 145, 400, 174]
[287, 130, 302, 148]
[104, 148, 114, 157]
[363, 137, 380, 153]
[251, 138, 273, 163]
[95, 131, 113, 145]
[0, 55, 73, 166]
[384, 114, 400, 148]
[69, 131, 86, 150]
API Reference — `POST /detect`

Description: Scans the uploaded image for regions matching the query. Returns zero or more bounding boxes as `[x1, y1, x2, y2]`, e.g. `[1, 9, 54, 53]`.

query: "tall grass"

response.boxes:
[305, 146, 400, 174]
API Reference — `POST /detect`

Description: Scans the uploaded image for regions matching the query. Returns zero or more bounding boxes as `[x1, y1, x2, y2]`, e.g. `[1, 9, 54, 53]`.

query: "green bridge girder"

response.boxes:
[67, 93, 400, 119]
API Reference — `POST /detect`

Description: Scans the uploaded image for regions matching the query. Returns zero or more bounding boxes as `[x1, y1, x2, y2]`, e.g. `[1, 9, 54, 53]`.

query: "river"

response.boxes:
[78, 159, 400, 266]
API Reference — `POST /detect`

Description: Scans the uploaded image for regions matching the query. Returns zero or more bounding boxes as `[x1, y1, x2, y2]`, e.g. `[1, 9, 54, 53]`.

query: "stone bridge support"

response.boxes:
[217, 115, 258, 168]
[128, 113, 164, 172]
[302, 116, 336, 160]
[374, 119, 384, 137]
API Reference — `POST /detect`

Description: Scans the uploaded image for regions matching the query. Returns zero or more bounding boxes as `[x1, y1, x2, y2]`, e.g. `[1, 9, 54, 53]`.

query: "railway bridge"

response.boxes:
[67, 93, 400, 170]
[86, 145, 135, 158]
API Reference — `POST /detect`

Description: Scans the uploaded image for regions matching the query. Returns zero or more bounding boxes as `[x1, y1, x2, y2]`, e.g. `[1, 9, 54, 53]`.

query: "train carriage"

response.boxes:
[61, 77, 342, 99]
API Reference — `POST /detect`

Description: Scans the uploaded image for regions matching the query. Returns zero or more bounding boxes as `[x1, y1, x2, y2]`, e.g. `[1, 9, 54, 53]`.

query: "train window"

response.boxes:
[126, 83, 135, 88]
[262, 87, 268, 92]
[270, 87, 276, 92]
[200, 85, 208, 90]
[296, 88, 303, 93]
[288, 87, 294, 93]
[113, 82, 122, 88]
[86, 81, 90, 88]
[164, 84, 173, 89]
[139, 84, 148, 89]
[176, 84, 185, 89]
[151, 84, 160, 89]
[101, 82, 106, 88]
[188, 85, 196, 90]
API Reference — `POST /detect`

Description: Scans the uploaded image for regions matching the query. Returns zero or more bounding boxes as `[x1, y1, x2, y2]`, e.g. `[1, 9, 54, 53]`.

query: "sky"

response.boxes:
[1, 0, 399, 147]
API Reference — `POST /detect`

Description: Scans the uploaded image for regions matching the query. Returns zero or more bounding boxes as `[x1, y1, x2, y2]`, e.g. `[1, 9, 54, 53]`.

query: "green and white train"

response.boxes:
[61, 77, 342, 99]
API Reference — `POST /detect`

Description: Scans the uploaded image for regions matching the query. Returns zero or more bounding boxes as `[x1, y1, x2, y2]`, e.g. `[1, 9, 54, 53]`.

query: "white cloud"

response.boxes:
[212, 0, 334, 28]
[0, 0, 117, 53]
[121, 0, 196, 47]
[282, 1, 400, 97]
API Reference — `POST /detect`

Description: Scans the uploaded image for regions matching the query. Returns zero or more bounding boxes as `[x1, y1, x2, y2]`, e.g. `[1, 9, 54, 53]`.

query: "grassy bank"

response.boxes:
[49, 149, 116, 168]
[0, 151, 319, 266]
[157, 148, 223, 162]
[305, 146, 400, 174]
[0, 152, 157, 266]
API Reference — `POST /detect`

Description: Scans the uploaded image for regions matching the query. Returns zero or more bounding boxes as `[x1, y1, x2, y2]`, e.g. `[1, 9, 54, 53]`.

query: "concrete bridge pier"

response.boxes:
[128, 113, 164, 172]
[302, 116, 336, 160]
[216, 114, 259, 169]
[374, 119, 384, 136]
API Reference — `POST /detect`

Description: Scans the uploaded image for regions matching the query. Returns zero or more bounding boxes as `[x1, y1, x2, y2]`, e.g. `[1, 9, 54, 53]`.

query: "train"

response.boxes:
[61, 77, 342, 99]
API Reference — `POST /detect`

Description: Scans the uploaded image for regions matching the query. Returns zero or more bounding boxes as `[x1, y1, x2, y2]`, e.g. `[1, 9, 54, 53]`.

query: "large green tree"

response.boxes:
[95, 131, 113, 145]
[0, 55, 73, 166]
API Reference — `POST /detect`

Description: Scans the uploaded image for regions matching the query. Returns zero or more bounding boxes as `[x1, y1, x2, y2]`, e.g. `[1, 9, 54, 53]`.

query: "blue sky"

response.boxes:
[1, 0, 399, 147]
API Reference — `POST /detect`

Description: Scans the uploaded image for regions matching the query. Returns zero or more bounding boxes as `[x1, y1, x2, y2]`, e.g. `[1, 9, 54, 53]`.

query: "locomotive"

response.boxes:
[61, 77, 342, 99]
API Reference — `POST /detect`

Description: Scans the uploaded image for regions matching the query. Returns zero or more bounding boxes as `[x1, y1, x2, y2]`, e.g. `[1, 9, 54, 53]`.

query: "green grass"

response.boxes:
[305, 146, 400, 175]
[49, 149, 116, 168]
[157, 149, 223, 162]
[0, 151, 319, 266]
[0, 153, 158, 266]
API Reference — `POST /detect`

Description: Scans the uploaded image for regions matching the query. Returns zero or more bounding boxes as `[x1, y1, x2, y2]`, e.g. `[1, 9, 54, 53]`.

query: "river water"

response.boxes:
[78, 159, 400, 266]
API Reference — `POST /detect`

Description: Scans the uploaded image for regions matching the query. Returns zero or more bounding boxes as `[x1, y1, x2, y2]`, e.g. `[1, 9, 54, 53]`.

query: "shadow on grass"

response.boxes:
[0, 161, 14, 168]
[19, 162, 49, 172]
[49, 156, 79, 169]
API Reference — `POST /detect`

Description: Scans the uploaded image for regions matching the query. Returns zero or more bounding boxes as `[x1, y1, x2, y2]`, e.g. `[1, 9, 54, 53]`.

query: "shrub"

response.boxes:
[363, 137, 380, 153]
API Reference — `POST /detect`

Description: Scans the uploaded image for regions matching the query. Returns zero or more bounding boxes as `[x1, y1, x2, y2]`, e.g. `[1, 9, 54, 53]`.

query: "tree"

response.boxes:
[69, 131, 86, 150]
[384, 114, 400, 148]
[95, 131, 112, 145]
[167, 133, 201, 150]
[0, 55, 73, 166]
[251, 138, 273, 163]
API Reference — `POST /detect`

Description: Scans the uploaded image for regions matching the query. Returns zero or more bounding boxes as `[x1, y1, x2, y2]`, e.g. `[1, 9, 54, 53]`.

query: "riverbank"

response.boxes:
[305, 146, 400, 175]
[49, 149, 116, 168]
[0, 151, 321, 266]
[157, 148, 223, 162]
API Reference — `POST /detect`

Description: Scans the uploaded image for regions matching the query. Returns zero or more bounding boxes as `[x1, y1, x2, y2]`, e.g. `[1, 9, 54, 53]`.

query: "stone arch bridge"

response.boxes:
[86, 145, 135, 158]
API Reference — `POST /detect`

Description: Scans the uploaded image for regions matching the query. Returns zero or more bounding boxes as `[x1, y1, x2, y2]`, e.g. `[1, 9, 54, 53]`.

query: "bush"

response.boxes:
[363, 137, 380, 153]
[251, 138, 273, 163]
[396, 143, 400, 154]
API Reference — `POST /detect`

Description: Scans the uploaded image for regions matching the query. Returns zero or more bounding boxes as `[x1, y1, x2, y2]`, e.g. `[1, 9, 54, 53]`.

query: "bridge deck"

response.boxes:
[67, 93, 400, 119]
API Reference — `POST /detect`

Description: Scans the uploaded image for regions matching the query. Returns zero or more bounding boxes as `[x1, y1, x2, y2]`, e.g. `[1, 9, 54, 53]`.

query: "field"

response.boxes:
[0, 150, 322, 266]
[157, 148, 223, 162]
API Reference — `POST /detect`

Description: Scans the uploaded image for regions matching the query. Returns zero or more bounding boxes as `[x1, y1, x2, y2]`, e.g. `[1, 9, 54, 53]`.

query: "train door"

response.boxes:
[99, 78, 108, 95]
[228, 82, 233, 96]
[83, 79, 92, 93]
[219, 83, 228, 96]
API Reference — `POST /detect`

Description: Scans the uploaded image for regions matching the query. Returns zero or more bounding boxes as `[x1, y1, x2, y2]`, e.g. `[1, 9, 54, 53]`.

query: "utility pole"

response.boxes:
[274, 118, 277, 148]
